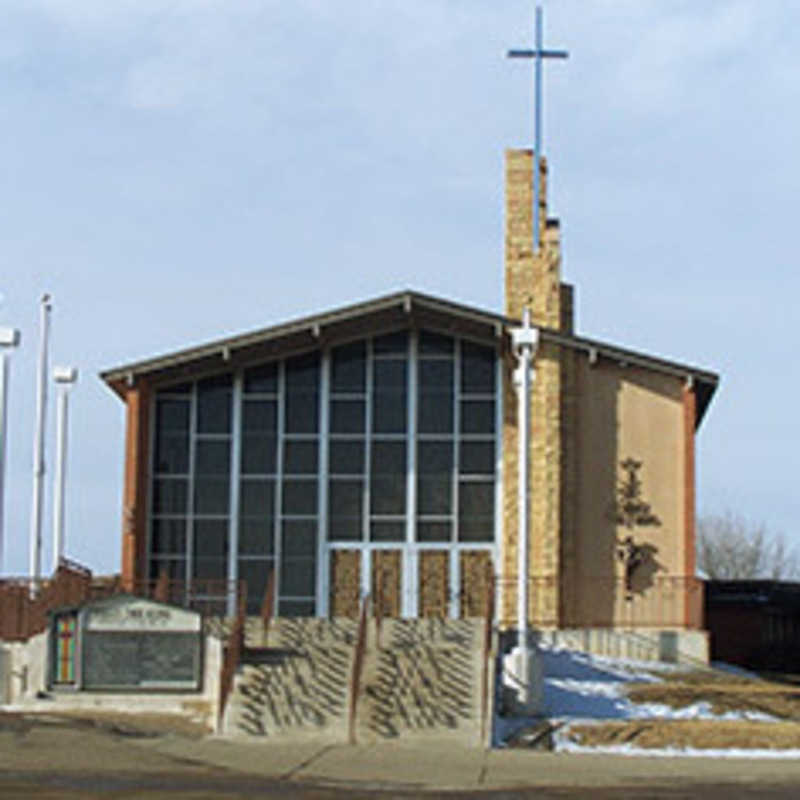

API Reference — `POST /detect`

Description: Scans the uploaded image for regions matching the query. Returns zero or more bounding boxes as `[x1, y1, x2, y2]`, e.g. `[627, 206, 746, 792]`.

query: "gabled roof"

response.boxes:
[100, 289, 718, 427]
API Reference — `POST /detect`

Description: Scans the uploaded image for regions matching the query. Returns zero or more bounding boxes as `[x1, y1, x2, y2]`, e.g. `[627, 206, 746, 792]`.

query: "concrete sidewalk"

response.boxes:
[135, 736, 800, 792]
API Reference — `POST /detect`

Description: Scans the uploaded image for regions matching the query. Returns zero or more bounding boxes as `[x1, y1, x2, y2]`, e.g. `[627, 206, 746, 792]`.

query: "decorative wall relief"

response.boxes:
[330, 550, 361, 618]
[610, 458, 662, 598]
[419, 551, 449, 617]
[459, 551, 492, 618]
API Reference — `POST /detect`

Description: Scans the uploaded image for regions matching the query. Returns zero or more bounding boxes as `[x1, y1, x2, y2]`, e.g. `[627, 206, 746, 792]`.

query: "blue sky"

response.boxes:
[0, 0, 797, 576]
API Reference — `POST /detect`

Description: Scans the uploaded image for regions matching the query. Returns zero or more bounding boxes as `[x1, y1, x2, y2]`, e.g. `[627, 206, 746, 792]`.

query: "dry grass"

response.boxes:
[625, 680, 800, 720]
[565, 719, 800, 750]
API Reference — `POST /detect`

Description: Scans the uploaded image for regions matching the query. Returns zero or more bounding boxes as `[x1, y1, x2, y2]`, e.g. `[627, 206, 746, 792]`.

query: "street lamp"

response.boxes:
[52, 366, 78, 573]
[0, 326, 21, 575]
[30, 294, 51, 593]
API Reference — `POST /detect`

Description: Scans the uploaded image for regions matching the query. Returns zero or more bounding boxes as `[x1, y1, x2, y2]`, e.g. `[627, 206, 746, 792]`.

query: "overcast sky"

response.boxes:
[1, 0, 797, 576]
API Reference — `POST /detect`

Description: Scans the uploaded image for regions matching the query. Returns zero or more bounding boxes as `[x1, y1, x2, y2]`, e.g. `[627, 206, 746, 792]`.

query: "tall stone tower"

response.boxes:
[502, 149, 574, 628]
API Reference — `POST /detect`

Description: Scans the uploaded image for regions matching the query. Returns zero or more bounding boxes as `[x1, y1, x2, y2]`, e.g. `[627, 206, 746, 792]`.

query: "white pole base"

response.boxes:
[503, 641, 544, 716]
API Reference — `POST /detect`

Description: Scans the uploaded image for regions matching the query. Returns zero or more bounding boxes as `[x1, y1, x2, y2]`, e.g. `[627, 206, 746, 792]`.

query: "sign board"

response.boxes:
[77, 596, 202, 691]
[85, 596, 201, 633]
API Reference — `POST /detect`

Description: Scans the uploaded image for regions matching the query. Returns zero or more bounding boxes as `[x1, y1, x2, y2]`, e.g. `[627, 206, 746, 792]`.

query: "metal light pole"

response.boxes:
[503, 307, 543, 714]
[0, 326, 21, 574]
[30, 294, 51, 593]
[52, 366, 78, 573]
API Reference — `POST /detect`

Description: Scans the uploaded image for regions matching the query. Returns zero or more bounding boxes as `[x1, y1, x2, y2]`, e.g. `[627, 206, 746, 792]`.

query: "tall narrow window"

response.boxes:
[280, 354, 319, 615]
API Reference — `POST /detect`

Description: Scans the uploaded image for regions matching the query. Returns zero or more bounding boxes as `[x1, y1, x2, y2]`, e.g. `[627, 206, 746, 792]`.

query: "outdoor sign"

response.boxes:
[50, 595, 203, 692]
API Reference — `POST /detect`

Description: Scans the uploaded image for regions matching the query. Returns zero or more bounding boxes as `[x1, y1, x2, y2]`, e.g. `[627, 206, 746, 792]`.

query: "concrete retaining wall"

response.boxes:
[537, 627, 710, 666]
[1, 633, 224, 731]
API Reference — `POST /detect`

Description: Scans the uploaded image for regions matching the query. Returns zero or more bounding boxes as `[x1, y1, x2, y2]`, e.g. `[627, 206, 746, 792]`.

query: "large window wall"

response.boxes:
[148, 329, 499, 615]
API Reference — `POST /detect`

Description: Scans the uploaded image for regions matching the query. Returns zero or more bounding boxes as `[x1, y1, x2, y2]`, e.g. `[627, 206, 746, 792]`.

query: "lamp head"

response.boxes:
[0, 327, 20, 347]
[54, 366, 78, 384]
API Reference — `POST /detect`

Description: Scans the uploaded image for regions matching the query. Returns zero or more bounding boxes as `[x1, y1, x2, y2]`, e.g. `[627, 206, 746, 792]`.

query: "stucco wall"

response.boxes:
[562, 358, 688, 627]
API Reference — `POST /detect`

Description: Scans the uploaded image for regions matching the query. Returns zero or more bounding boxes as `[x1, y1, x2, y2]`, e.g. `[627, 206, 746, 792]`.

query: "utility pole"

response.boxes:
[0, 326, 21, 574]
[30, 294, 51, 593]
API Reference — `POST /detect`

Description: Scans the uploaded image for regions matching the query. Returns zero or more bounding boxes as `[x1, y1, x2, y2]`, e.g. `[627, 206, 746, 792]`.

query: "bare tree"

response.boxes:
[697, 512, 798, 580]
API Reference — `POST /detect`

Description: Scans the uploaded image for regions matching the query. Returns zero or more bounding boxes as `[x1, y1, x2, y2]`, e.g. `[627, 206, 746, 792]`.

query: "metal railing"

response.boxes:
[218, 590, 247, 724]
[347, 593, 370, 745]
[479, 566, 496, 747]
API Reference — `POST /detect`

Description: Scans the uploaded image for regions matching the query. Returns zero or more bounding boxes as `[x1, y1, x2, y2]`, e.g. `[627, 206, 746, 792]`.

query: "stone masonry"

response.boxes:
[502, 149, 572, 628]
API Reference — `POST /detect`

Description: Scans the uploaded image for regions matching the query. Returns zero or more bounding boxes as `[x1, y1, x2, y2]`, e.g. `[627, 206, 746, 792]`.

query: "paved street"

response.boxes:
[2, 714, 800, 798]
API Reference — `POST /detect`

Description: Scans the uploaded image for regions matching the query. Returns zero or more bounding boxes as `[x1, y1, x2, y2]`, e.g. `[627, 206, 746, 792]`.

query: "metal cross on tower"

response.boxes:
[507, 5, 568, 252]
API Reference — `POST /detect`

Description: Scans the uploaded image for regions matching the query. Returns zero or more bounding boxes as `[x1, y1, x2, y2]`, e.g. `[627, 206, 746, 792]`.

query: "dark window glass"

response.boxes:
[279, 599, 315, 617]
[196, 375, 232, 434]
[238, 517, 274, 556]
[371, 440, 406, 475]
[373, 359, 406, 390]
[151, 518, 186, 555]
[244, 363, 277, 394]
[329, 440, 365, 474]
[331, 399, 365, 434]
[285, 353, 319, 389]
[285, 393, 319, 434]
[149, 558, 185, 582]
[457, 517, 495, 543]
[193, 519, 228, 559]
[193, 557, 228, 581]
[328, 479, 363, 518]
[331, 341, 366, 393]
[419, 330, 453, 356]
[240, 434, 277, 475]
[417, 441, 453, 474]
[194, 478, 230, 515]
[156, 399, 190, 432]
[459, 441, 495, 475]
[419, 359, 453, 389]
[282, 520, 317, 557]
[328, 518, 362, 541]
[370, 441, 406, 514]
[282, 479, 318, 515]
[154, 432, 189, 474]
[195, 439, 231, 475]
[373, 392, 406, 434]
[370, 477, 405, 515]
[418, 394, 453, 434]
[158, 382, 191, 395]
[416, 521, 452, 542]
[239, 479, 274, 518]
[238, 559, 274, 613]
[460, 400, 495, 434]
[242, 400, 277, 432]
[461, 342, 495, 394]
[418, 360, 453, 433]
[417, 478, 452, 515]
[458, 481, 494, 518]
[370, 521, 405, 542]
[373, 331, 408, 355]
[279, 558, 316, 596]
[458, 482, 494, 542]
[283, 440, 318, 474]
[153, 479, 188, 515]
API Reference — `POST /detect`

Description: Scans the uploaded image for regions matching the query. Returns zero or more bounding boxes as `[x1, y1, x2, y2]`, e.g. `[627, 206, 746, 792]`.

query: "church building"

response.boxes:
[101, 151, 717, 638]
